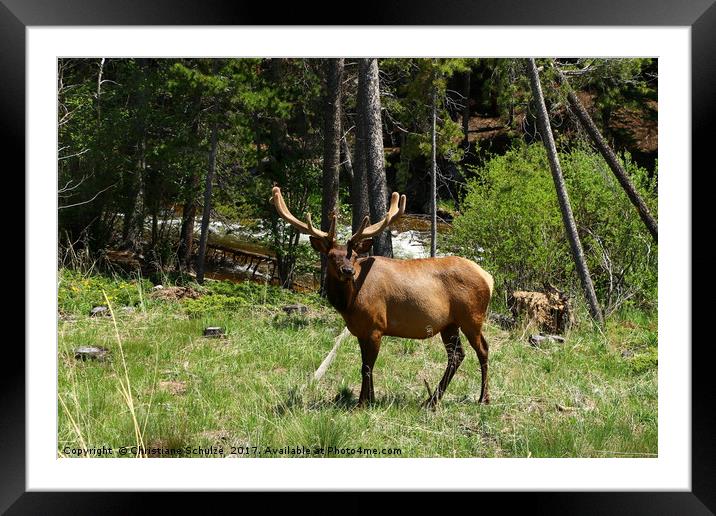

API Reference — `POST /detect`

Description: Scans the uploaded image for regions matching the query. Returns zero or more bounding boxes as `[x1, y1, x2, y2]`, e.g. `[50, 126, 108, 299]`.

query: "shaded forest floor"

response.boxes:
[58, 269, 657, 458]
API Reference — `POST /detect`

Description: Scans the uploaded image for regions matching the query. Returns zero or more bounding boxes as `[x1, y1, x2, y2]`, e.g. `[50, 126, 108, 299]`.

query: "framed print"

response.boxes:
[6, 0, 714, 512]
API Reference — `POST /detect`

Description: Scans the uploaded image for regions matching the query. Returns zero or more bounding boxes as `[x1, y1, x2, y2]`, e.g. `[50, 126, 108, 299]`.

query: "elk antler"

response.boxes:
[348, 191, 406, 246]
[270, 186, 336, 242]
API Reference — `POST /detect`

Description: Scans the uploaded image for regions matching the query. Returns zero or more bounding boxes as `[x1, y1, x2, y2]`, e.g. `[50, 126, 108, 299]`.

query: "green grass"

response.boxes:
[58, 269, 657, 458]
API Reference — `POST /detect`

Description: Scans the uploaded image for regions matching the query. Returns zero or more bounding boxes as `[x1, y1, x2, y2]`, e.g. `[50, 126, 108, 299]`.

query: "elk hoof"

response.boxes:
[356, 397, 372, 409]
[478, 396, 491, 405]
[422, 397, 439, 411]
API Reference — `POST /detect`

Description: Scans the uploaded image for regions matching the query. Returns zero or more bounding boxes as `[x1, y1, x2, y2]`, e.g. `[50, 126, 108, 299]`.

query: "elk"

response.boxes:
[271, 186, 493, 408]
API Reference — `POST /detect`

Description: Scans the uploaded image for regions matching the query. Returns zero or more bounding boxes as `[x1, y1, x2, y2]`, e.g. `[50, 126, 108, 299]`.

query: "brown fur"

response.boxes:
[317, 240, 494, 408]
[275, 185, 493, 408]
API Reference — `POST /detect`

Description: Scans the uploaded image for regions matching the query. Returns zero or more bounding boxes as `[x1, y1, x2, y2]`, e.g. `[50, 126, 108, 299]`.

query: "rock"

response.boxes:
[203, 327, 225, 337]
[282, 304, 309, 315]
[121, 306, 136, 313]
[158, 380, 187, 395]
[529, 334, 548, 346]
[153, 284, 164, 291]
[436, 208, 454, 222]
[89, 306, 109, 317]
[490, 312, 516, 330]
[529, 333, 565, 347]
[74, 346, 111, 361]
[555, 403, 577, 412]
[621, 349, 635, 358]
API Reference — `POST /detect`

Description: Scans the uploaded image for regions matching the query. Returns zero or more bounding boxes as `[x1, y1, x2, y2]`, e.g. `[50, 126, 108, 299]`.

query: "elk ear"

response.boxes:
[352, 238, 373, 255]
[309, 236, 330, 255]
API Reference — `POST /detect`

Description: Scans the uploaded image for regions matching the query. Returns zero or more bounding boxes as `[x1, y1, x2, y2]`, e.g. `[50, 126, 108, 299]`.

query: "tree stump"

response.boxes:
[509, 284, 573, 334]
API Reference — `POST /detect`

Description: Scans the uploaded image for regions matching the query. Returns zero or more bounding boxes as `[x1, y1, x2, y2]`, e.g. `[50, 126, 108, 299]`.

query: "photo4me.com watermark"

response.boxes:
[60, 444, 403, 457]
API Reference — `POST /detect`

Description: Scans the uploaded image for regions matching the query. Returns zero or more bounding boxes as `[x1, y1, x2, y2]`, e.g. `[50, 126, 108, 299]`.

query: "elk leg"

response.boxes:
[466, 328, 490, 404]
[425, 325, 465, 409]
[358, 335, 381, 407]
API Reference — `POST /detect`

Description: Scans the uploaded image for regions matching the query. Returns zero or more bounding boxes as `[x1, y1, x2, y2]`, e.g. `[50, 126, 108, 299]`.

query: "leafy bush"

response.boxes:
[204, 279, 320, 308]
[182, 294, 247, 318]
[627, 347, 658, 375]
[445, 143, 657, 313]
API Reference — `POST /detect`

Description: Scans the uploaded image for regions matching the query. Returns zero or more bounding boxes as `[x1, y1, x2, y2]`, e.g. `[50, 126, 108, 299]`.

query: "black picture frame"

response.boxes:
[6, 0, 714, 512]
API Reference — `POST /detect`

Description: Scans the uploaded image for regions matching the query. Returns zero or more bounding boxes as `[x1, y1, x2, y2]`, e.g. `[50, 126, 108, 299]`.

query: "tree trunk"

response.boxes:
[351, 65, 370, 235]
[527, 59, 603, 324]
[177, 97, 202, 271]
[320, 58, 344, 295]
[122, 61, 149, 252]
[267, 59, 297, 289]
[96, 58, 105, 125]
[122, 137, 146, 251]
[430, 76, 438, 258]
[150, 210, 158, 249]
[555, 66, 658, 243]
[196, 106, 219, 284]
[178, 199, 197, 270]
[461, 69, 470, 149]
[341, 134, 354, 185]
[358, 58, 392, 257]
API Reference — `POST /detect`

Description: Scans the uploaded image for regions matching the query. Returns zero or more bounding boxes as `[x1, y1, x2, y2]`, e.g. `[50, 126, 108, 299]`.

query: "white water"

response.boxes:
[149, 216, 445, 261]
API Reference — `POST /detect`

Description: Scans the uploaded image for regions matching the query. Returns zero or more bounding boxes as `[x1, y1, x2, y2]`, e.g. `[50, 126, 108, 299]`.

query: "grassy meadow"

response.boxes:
[58, 269, 657, 458]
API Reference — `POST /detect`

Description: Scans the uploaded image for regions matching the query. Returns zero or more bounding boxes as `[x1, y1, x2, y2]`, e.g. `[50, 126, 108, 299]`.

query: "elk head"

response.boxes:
[270, 186, 406, 281]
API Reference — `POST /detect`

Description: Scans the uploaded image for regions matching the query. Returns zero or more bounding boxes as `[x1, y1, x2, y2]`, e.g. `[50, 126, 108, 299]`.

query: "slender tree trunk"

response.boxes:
[178, 199, 197, 270]
[430, 76, 438, 258]
[320, 58, 344, 295]
[461, 69, 470, 149]
[151, 210, 158, 249]
[123, 137, 146, 251]
[96, 58, 105, 125]
[527, 58, 603, 324]
[196, 106, 219, 284]
[455, 68, 471, 209]
[267, 59, 294, 289]
[123, 61, 149, 252]
[358, 58, 392, 257]
[178, 97, 202, 271]
[341, 134, 354, 184]
[351, 65, 370, 235]
[554, 66, 658, 243]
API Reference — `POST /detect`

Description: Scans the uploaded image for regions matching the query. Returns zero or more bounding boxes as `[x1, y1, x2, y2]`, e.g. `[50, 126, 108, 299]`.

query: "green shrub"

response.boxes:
[182, 279, 324, 318]
[58, 268, 153, 315]
[204, 280, 321, 308]
[445, 143, 657, 313]
[628, 347, 658, 374]
[182, 294, 246, 318]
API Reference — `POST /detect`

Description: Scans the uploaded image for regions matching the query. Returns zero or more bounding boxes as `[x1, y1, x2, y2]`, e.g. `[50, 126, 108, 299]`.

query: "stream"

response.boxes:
[192, 215, 453, 290]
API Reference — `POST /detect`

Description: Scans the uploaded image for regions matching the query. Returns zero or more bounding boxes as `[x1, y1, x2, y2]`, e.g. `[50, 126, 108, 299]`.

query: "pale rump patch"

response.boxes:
[473, 263, 494, 296]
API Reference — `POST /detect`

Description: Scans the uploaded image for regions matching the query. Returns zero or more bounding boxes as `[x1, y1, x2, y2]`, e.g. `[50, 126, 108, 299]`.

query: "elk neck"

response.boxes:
[325, 257, 372, 313]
